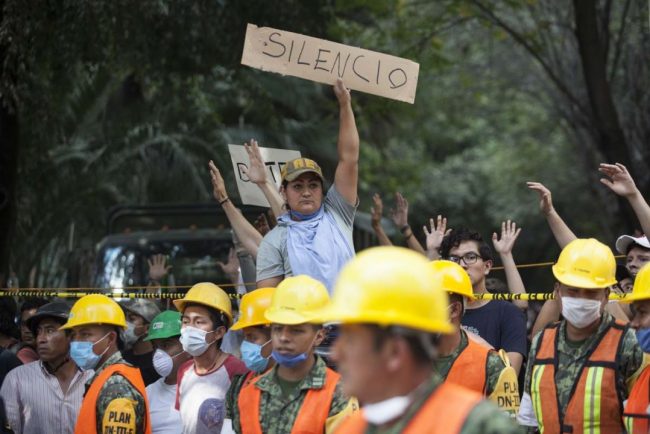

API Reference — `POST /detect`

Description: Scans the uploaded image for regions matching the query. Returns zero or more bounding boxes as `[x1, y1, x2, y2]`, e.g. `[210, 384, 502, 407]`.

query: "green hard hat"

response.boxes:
[144, 310, 182, 341]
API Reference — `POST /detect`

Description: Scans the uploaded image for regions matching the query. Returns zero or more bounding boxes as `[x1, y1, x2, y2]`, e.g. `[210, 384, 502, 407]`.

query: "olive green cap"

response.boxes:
[144, 310, 182, 341]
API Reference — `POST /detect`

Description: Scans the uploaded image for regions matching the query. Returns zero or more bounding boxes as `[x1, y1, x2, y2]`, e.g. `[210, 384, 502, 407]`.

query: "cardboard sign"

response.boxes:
[228, 144, 301, 207]
[241, 23, 419, 104]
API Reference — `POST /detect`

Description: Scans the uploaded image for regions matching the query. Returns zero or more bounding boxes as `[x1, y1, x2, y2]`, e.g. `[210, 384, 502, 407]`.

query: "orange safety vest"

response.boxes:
[445, 336, 490, 395]
[623, 364, 650, 434]
[75, 363, 152, 434]
[334, 382, 482, 434]
[238, 367, 340, 434]
[530, 320, 627, 434]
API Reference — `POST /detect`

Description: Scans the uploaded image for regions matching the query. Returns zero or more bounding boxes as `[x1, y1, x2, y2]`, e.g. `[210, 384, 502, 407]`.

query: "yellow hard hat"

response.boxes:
[317, 247, 453, 334]
[552, 238, 617, 289]
[173, 282, 233, 326]
[430, 260, 475, 301]
[231, 287, 276, 331]
[60, 294, 127, 330]
[264, 275, 329, 325]
[621, 263, 650, 303]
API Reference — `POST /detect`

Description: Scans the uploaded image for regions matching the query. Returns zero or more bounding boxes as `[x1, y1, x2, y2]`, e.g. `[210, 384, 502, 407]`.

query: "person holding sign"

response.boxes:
[256, 79, 359, 292]
[61, 294, 151, 434]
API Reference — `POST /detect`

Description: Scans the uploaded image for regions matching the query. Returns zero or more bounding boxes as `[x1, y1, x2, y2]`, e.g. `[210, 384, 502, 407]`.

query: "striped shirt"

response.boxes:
[0, 360, 91, 434]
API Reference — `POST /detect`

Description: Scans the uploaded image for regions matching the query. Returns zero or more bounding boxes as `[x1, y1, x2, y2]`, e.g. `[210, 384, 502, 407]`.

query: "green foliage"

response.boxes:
[1, 0, 647, 289]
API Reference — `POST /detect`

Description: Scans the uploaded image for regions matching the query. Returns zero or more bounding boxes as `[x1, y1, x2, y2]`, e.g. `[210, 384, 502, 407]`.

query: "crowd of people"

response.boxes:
[0, 80, 650, 434]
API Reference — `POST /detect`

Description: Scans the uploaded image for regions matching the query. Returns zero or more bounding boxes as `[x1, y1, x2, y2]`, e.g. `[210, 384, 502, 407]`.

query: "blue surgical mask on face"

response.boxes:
[271, 350, 309, 367]
[636, 328, 650, 353]
[70, 333, 111, 371]
[241, 340, 271, 373]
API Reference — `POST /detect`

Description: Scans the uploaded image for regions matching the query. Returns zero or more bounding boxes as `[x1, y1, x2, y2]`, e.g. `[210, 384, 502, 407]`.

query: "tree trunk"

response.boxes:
[573, 0, 638, 231]
[0, 103, 19, 285]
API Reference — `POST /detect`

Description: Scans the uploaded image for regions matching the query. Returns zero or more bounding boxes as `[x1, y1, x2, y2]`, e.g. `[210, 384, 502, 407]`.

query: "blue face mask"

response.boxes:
[636, 328, 650, 353]
[241, 340, 271, 373]
[70, 333, 110, 371]
[271, 350, 310, 368]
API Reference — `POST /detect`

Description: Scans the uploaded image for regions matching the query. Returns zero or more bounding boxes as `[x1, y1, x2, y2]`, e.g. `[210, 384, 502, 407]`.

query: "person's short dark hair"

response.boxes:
[486, 277, 508, 294]
[616, 264, 631, 282]
[19, 298, 48, 315]
[439, 227, 493, 262]
[369, 325, 439, 365]
[626, 243, 650, 255]
[0, 311, 18, 339]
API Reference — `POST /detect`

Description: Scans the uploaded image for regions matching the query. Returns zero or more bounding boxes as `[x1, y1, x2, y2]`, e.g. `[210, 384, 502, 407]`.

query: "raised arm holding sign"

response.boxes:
[241, 23, 419, 103]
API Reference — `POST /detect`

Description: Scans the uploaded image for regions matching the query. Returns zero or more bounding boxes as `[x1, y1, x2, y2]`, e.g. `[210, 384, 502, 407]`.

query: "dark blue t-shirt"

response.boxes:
[461, 300, 527, 356]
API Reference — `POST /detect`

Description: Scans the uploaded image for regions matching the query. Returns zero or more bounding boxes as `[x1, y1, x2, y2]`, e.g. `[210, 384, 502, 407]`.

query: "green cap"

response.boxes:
[144, 310, 182, 341]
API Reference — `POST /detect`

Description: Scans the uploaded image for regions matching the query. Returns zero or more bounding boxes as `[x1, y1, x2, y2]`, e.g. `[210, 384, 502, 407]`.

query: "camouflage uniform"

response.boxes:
[89, 351, 146, 434]
[364, 374, 522, 434]
[434, 330, 507, 395]
[524, 313, 645, 423]
[226, 356, 355, 434]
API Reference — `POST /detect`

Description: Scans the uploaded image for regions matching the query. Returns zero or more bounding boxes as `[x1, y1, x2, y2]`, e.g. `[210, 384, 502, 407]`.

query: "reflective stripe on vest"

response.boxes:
[238, 367, 340, 434]
[623, 365, 650, 434]
[530, 320, 626, 434]
[74, 362, 152, 434]
[334, 382, 482, 434]
[445, 336, 490, 395]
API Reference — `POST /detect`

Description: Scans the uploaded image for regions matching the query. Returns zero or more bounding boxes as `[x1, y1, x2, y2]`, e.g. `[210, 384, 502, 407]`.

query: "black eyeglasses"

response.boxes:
[447, 252, 482, 265]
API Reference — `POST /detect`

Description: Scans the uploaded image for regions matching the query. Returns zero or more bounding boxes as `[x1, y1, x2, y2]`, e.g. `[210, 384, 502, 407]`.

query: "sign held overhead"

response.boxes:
[241, 23, 419, 104]
[228, 144, 301, 208]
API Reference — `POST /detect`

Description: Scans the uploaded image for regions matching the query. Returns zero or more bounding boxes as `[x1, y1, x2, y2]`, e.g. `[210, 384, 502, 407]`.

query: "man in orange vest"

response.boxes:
[319, 246, 519, 434]
[519, 239, 647, 433]
[223, 287, 276, 433]
[61, 294, 151, 434]
[431, 260, 520, 418]
[230, 275, 357, 434]
[621, 262, 650, 433]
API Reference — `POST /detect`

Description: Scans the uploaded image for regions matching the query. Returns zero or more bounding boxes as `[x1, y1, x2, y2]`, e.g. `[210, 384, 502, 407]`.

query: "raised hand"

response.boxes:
[390, 192, 410, 229]
[208, 160, 228, 203]
[527, 181, 554, 216]
[371, 193, 384, 227]
[217, 248, 240, 278]
[599, 163, 638, 198]
[148, 254, 171, 282]
[333, 78, 351, 106]
[241, 139, 268, 185]
[423, 215, 451, 254]
[492, 220, 522, 255]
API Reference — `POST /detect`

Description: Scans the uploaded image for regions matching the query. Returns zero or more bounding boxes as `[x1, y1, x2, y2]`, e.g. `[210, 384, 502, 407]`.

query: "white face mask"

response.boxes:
[561, 296, 602, 329]
[152, 348, 185, 377]
[179, 326, 215, 357]
[362, 396, 411, 425]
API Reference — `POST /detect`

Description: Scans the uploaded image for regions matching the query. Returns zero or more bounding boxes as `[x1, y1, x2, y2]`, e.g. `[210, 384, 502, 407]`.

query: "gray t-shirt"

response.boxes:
[256, 186, 357, 282]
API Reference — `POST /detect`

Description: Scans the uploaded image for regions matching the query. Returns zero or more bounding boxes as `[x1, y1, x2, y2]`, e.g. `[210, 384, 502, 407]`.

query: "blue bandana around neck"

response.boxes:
[278, 206, 353, 293]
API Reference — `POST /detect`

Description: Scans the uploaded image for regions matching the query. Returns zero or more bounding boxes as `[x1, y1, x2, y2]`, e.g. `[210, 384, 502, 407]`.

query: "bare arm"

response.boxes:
[332, 79, 359, 206]
[492, 220, 528, 310]
[209, 160, 263, 259]
[390, 192, 425, 254]
[507, 352, 524, 376]
[242, 140, 285, 218]
[423, 215, 450, 260]
[599, 163, 650, 237]
[531, 297, 561, 339]
[257, 276, 283, 288]
[371, 194, 393, 246]
[527, 182, 577, 248]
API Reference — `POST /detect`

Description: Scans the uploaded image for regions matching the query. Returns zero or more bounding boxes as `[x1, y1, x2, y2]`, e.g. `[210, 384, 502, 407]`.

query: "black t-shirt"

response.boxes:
[0, 349, 22, 388]
[461, 300, 528, 356]
[122, 349, 160, 386]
